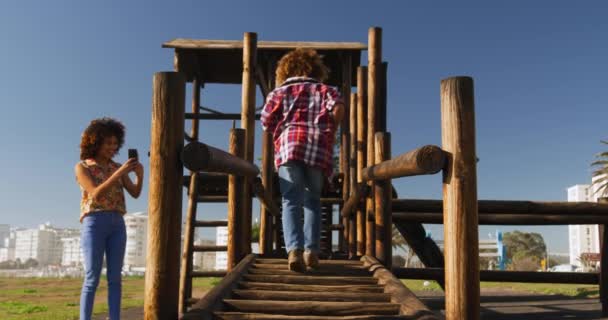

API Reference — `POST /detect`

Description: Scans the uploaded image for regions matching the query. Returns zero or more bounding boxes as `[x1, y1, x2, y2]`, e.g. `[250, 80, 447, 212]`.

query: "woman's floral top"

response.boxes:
[78, 160, 126, 222]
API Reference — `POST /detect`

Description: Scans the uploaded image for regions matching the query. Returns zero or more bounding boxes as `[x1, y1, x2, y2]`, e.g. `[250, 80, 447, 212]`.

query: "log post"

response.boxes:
[366, 27, 382, 257]
[374, 133, 391, 267]
[356, 66, 368, 257]
[348, 93, 357, 257]
[340, 53, 352, 256]
[145, 72, 185, 320]
[178, 77, 201, 315]
[441, 76, 480, 320]
[260, 131, 274, 255]
[228, 129, 246, 270]
[241, 32, 257, 255]
[600, 197, 608, 316]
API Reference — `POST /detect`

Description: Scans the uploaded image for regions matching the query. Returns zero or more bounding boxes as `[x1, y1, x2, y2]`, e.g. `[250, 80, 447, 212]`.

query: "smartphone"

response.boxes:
[128, 149, 138, 161]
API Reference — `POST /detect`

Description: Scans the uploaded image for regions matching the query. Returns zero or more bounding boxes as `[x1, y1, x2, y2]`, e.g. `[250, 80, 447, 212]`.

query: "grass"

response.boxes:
[402, 279, 599, 298]
[0, 276, 598, 319]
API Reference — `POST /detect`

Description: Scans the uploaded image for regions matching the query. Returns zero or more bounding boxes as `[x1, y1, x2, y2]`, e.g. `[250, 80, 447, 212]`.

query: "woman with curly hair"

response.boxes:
[75, 117, 143, 320]
[262, 48, 344, 272]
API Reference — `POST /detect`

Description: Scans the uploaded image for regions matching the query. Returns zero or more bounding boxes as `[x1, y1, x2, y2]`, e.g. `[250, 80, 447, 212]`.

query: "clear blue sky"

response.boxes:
[0, 1, 606, 253]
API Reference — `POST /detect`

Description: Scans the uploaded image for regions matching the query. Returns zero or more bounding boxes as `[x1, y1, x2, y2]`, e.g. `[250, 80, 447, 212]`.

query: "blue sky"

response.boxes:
[0, 1, 606, 253]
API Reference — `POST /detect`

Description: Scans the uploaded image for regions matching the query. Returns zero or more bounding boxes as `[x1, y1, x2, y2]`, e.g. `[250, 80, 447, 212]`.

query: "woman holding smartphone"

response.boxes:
[74, 117, 143, 320]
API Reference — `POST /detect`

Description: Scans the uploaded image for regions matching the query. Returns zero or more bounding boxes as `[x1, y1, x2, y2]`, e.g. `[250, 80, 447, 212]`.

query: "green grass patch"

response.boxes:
[0, 301, 48, 315]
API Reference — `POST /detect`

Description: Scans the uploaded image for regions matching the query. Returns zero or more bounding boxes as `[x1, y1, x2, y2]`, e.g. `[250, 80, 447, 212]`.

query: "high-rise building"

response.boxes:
[0, 231, 15, 262]
[61, 237, 83, 267]
[215, 226, 228, 271]
[567, 184, 601, 266]
[15, 223, 61, 265]
[0, 224, 9, 248]
[124, 212, 148, 267]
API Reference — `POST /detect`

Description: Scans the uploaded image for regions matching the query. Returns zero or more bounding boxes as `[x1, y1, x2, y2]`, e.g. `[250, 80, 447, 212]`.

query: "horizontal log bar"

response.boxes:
[194, 220, 228, 227]
[182, 141, 260, 177]
[341, 184, 370, 218]
[392, 267, 599, 284]
[393, 211, 608, 225]
[186, 113, 261, 120]
[362, 145, 445, 181]
[190, 270, 227, 277]
[393, 199, 608, 215]
[193, 245, 228, 252]
[197, 195, 229, 203]
[251, 177, 280, 217]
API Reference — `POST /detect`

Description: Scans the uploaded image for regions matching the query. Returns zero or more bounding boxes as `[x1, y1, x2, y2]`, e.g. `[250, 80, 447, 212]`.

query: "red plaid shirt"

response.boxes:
[261, 77, 343, 177]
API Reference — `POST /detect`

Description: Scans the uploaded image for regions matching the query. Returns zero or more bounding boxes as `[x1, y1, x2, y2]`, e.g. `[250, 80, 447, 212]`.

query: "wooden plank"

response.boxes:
[247, 267, 370, 277]
[441, 76, 480, 320]
[182, 254, 256, 320]
[238, 282, 384, 293]
[145, 72, 185, 320]
[186, 112, 261, 120]
[222, 299, 400, 316]
[214, 312, 410, 320]
[255, 258, 362, 265]
[163, 39, 367, 50]
[242, 274, 378, 285]
[194, 220, 228, 227]
[362, 256, 439, 319]
[232, 290, 391, 302]
[361, 145, 445, 181]
[193, 245, 228, 252]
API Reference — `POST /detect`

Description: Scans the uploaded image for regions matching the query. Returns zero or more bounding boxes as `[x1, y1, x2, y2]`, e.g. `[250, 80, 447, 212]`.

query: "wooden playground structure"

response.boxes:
[143, 27, 608, 320]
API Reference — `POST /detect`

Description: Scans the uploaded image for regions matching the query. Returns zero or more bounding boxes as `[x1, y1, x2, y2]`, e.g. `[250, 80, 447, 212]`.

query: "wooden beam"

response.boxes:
[228, 129, 247, 271]
[186, 113, 261, 120]
[393, 211, 608, 225]
[181, 141, 260, 177]
[441, 76, 479, 320]
[361, 256, 439, 319]
[356, 66, 368, 257]
[145, 72, 185, 320]
[181, 254, 256, 320]
[260, 131, 274, 255]
[362, 145, 445, 181]
[374, 133, 391, 267]
[341, 184, 370, 218]
[251, 177, 280, 217]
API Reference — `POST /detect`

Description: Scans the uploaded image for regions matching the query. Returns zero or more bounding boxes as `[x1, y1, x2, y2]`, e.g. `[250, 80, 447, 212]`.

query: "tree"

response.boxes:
[502, 231, 547, 264]
[591, 140, 608, 198]
[251, 221, 260, 243]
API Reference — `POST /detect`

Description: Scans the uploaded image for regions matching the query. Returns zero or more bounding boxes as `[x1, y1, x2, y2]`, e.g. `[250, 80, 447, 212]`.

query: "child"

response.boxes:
[261, 48, 344, 271]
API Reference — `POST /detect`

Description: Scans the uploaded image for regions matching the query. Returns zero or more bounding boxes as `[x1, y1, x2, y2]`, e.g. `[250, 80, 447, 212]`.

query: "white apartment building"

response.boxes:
[193, 239, 216, 271]
[124, 212, 148, 268]
[0, 231, 16, 262]
[215, 226, 228, 271]
[15, 224, 61, 265]
[0, 224, 9, 248]
[567, 182, 602, 266]
[61, 237, 83, 267]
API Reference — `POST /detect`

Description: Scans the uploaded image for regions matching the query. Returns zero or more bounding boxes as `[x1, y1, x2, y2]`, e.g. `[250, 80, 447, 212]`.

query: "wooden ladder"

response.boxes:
[182, 255, 439, 320]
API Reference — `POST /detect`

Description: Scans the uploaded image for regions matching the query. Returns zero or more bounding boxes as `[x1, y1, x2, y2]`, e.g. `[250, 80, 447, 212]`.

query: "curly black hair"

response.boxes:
[79, 117, 125, 160]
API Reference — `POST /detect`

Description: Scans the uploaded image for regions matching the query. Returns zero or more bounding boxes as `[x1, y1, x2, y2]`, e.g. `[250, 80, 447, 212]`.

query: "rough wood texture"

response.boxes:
[600, 197, 608, 315]
[362, 256, 439, 319]
[341, 54, 352, 240]
[356, 66, 368, 257]
[362, 145, 445, 181]
[374, 133, 391, 267]
[179, 171, 199, 315]
[181, 141, 260, 177]
[260, 131, 274, 254]
[242, 274, 377, 286]
[228, 129, 247, 270]
[238, 282, 384, 293]
[182, 254, 256, 320]
[341, 184, 370, 218]
[145, 72, 185, 320]
[348, 92, 358, 257]
[232, 290, 391, 302]
[441, 76, 480, 320]
[222, 299, 400, 316]
[164, 39, 367, 50]
[247, 267, 370, 277]
[251, 177, 280, 217]
[393, 211, 608, 225]
[392, 267, 599, 284]
[214, 313, 413, 320]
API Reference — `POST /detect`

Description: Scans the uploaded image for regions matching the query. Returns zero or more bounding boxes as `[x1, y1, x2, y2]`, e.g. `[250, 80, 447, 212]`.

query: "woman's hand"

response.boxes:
[113, 158, 139, 178]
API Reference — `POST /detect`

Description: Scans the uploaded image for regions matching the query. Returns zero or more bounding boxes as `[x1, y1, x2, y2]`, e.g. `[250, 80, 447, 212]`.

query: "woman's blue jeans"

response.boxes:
[278, 161, 324, 254]
[80, 212, 126, 320]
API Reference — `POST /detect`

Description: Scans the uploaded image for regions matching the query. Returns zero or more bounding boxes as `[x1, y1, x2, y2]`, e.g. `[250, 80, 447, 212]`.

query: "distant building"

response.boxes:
[15, 224, 60, 265]
[61, 237, 83, 267]
[0, 230, 16, 262]
[124, 212, 148, 268]
[567, 182, 602, 266]
[215, 226, 228, 271]
[0, 224, 9, 248]
[193, 239, 216, 271]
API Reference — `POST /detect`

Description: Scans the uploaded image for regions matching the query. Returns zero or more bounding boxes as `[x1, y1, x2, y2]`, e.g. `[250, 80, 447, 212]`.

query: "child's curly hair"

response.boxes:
[79, 117, 125, 160]
[275, 48, 329, 86]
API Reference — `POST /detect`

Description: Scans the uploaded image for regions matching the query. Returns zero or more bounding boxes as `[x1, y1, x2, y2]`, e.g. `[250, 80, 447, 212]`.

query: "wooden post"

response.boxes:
[348, 93, 357, 257]
[366, 27, 382, 257]
[178, 77, 201, 315]
[241, 32, 257, 255]
[228, 129, 246, 270]
[145, 72, 185, 320]
[260, 131, 274, 255]
[600, 197, 608, 316]
[356, 66, 368, 257]
[341, 53, 352, 256]
[374, 133, 391, 267]
[441, 76, 480, 320]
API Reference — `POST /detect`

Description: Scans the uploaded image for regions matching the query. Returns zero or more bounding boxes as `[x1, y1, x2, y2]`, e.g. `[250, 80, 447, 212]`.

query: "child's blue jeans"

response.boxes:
[80, 211, 126, 320]
[278, 161, 324, 254]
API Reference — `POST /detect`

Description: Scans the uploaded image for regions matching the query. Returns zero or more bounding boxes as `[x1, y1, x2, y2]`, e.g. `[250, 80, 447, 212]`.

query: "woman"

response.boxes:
[75, 117, 143, 320]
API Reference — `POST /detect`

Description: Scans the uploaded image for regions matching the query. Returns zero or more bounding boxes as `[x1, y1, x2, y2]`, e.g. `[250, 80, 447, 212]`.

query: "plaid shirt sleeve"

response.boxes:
[324, 86, 342, 111]
[261, 90, 281, 133]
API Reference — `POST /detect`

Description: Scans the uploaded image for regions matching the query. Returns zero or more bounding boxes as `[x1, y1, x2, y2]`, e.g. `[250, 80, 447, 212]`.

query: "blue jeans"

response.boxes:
[80, 212, 126, 320]
[278, 161, 324, 254]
